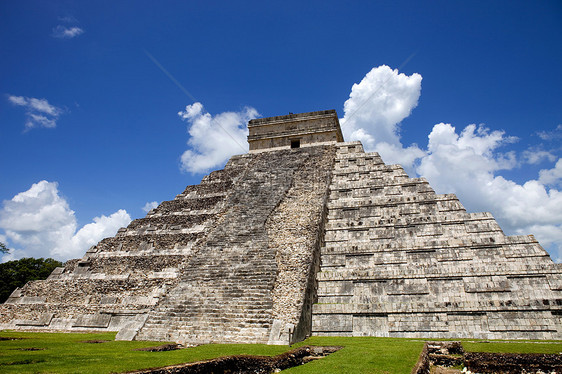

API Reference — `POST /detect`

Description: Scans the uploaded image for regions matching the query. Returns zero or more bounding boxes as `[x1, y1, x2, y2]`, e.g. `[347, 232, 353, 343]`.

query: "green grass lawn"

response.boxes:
[0, 331, 423, 374]
[0, 330, 560, 374]
[288, 336, 424, 374]
[461, 339, 562, 355]
[0, 331, 288, 373]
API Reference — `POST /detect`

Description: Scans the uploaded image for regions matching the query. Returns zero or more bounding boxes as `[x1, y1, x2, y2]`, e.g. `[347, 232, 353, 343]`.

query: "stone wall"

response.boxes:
[311, 142, 562, 339]
[266, 146, 335, 344]
[248, 110, 343, 151]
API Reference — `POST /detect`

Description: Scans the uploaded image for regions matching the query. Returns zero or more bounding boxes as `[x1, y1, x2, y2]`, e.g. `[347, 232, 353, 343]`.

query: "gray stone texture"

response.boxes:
[312, 141, 562, 340]
[1, 110, 561, 343]
[248, 110, 343, 152]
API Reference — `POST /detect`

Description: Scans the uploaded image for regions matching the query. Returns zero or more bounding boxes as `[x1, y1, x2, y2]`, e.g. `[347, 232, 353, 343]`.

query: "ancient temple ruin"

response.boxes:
[1, 110, 561, 343]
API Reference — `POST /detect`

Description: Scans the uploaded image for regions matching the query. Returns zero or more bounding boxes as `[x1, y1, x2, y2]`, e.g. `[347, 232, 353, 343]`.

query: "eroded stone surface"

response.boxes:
[312, 141, 562, 340]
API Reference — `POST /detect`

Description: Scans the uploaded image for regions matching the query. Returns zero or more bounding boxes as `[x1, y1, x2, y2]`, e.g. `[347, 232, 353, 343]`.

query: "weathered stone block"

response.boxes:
[72, 314, 112, 328]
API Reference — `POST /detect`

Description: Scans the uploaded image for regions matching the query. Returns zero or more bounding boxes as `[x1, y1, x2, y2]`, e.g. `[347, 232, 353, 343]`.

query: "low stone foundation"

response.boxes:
[464, 351, 562, 374]
[415, 341, 562, 374]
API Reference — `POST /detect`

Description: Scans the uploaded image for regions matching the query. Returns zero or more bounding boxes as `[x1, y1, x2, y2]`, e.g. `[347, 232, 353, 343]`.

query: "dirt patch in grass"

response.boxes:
[135, 344, 181, 352]
[124, 345, 342, 374]
[1, 359, 46, 366]
[0, 337, 25, 341]
[16, 347, 45, 351]
[80, 340, 110, 343]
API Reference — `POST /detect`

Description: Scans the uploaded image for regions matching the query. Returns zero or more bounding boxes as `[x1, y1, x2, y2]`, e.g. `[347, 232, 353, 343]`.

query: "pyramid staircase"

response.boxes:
[136, 146, 335, 344]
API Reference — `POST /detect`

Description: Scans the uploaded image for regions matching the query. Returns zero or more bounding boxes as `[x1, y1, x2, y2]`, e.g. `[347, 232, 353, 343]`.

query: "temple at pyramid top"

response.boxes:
[247, 109, 344, 151]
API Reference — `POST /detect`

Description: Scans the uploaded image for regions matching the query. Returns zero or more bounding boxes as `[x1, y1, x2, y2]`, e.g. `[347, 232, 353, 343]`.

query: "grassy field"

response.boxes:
[0, 330, 560, 373]
[288, 336, 424, 374]
[462, 339, 562, 354]
[0, 331, 423, 374]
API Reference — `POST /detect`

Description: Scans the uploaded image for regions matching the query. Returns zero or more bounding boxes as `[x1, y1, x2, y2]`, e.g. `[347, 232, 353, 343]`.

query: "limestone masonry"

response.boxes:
[1, 109, 561, 343]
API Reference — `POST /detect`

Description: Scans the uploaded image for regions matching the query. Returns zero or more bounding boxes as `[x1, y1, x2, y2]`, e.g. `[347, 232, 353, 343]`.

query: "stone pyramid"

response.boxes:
[1, 110, 561, 344]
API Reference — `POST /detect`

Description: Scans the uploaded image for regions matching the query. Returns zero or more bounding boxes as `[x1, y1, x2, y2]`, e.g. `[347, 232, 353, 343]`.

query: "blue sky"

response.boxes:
[1, 1, 561, 261]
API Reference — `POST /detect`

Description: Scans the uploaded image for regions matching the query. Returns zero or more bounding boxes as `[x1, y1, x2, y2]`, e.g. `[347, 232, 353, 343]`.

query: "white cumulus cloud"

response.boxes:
[340, 65, 425, 174]
[178, 102, 258, 173]
[0, 181, 131, 261]
[7, 95, 63, 130]
[68, 210, 130, 257]
[51, 25, 84, 39]
[523, 148, 557, 164]
[537, 124, 562, 141]
[539, 159, 562, 187]
[27, 114, 57, 128]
